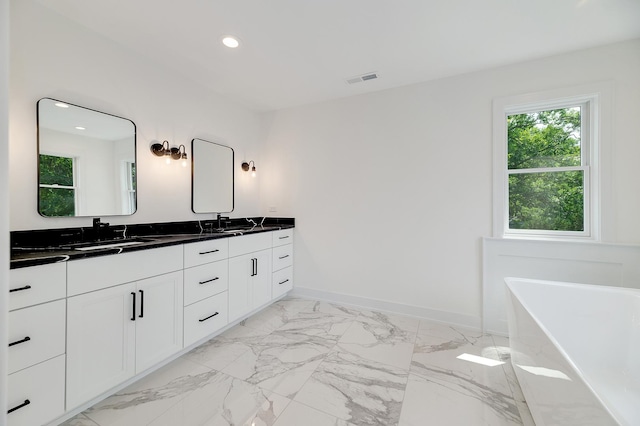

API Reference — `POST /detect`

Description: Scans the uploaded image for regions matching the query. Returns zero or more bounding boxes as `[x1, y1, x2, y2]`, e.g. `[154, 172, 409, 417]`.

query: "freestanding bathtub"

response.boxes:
[505, 277, 639, 426]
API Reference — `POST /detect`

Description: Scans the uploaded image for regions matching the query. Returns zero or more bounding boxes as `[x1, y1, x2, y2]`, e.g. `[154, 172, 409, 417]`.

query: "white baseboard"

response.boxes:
[291, 286, 482, 331]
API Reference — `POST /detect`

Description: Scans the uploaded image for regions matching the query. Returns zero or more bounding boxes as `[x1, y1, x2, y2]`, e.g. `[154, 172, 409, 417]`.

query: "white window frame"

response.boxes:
[493, 84, 611, 241]
[39, 153, 78, 215]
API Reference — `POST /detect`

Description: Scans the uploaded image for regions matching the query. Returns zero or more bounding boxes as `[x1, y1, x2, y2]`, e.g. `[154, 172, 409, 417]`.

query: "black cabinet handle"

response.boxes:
[278, 279, 290, 285]
[278, 236, 290, 240]
[8, 336, 31, 347]
[278, 254, 290, 260]
[199, 249, 219, 255]
[199, 277, 219, 285]
[255, 258, 258, 276]
[7, 399, 30, 414]
[131, 292, 136, 321]
[9, 285, 32, 293]
[250, 258, 256, 277]
[139, 290, 144, 318]
[199, 312, 219, 322]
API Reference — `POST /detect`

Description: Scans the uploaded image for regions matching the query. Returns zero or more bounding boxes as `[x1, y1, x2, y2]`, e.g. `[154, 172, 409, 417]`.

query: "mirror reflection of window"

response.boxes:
[38, 153, 77, 216]
[122, 161, 136, 214]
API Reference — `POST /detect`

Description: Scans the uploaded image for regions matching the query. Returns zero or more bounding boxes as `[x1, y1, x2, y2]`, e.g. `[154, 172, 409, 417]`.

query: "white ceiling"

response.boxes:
[37, 0, 640, 111]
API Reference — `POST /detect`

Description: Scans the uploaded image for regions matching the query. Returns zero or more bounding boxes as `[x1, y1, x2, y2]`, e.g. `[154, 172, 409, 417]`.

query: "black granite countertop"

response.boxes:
[10, 217, 294, 269]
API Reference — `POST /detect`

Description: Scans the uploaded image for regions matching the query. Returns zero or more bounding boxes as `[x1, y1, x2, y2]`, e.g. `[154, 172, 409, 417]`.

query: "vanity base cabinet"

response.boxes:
[7, 354, 66, 426]
[135, 272, 184, 373]
[66, 283, 137, 409]
[228, 249, 272, 323]
[66, 271, 184, 409]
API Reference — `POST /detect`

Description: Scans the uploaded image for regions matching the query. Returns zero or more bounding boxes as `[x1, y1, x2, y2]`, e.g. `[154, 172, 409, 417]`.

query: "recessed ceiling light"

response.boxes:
[222, 36, 240, 49]
[55, 102, 69, 108]
[75, 126, 85, 130]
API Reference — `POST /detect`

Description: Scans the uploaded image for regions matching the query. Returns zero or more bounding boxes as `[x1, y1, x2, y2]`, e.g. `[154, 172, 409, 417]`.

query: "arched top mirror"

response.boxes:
[37, 98, 137, 217]
[191, 138, 234, 213]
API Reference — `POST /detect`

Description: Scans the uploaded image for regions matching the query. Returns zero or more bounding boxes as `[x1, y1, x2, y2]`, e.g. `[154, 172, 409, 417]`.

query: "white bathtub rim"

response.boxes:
[505, 277, 636, 426]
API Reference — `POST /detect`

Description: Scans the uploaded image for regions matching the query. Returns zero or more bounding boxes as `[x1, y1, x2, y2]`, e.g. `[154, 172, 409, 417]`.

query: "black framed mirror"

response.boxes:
[37, 98, 137, 217]
[191, 138, 234, 213]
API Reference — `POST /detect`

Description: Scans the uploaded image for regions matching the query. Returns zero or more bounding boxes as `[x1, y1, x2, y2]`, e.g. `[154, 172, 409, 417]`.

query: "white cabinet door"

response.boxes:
[228, 249, 273, 323]
[66, 283, 136, 409]
[228, 254, 253, 323]
[253, 249, 273, 309]
[135, 271, 184, 373]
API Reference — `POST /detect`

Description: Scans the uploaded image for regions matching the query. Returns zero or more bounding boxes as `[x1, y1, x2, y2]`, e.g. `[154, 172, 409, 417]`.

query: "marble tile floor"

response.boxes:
[61, 298, 535, 426]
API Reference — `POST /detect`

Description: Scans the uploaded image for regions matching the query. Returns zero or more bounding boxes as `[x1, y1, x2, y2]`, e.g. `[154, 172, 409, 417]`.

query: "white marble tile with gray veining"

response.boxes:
[399, 372, 522, 426]
[274, 401, 358, 426]
[333, 310, 419, 370]
[294, 350, 408, 426]
[83, 358, 214, 426]
[240, 298, 315, 333]
[147, 371, 291, 426]
[185, 324, 272, 371]
[222, 333, 332, 398]
[59, 414, 100, 426]
[407, 331, 521, 425]
[302, 301, 364, 319]
[271, 310, 354, 344]
[492, 335, 536, 426]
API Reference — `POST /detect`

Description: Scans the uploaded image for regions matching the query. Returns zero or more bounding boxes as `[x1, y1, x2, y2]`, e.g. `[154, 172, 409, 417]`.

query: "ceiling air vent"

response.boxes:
[346, 72, 379, 85]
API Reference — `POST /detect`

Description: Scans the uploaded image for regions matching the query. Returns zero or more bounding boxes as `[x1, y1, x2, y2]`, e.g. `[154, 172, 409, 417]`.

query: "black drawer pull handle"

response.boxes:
[131, 292, 136, 321]
[9, 285, 32, 293]
[199, 249, 220, 255]
[278, 254, 290, 259]
[199, 277, 220, 285]
[8, 399, 30, 414]
[278, 279, 290, 285]
[199, 312, 219, 322]
[8, 336, 31, 347]
[278, 236, 290, 239]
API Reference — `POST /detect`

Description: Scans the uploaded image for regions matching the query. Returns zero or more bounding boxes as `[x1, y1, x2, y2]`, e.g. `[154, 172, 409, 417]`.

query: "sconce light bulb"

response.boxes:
[165, 157, 171, 165]
[182, 159, 187, 167]
[251, 167, 256, 178]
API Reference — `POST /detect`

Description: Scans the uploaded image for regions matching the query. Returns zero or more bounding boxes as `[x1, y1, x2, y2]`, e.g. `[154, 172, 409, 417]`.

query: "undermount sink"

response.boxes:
[62, 237, 155, 251]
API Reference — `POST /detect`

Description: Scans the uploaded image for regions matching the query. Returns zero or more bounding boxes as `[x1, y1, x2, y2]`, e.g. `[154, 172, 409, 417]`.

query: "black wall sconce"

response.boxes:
[241, 160, 256, 177]
[150, 141, 188, 166]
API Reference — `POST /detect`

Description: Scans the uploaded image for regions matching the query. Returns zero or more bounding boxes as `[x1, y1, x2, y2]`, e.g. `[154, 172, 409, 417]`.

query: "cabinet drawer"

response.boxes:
[184, 238, 229, 268]
[9, 263, 66, 311]
[229, 232, 272, 257]
[272, 228, 293, 247]
[7, 354, 66, 426]
[184, 291, 228, 347]
[184, 260, 229, 306]
[272, 267, 293, 299]
[272, 244, 293, 272]
[67, 245, 183, 296]
[8, 299, 66, 374]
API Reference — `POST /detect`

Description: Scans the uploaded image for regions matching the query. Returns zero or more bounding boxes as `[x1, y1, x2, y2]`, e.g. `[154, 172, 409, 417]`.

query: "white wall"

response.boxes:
[261, 39, 640, 327]
[9, 0, 265, 230]
[1, 0, 9, 420]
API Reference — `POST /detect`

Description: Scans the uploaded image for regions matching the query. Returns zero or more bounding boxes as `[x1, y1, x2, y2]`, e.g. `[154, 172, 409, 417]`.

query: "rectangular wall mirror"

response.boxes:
[37, 98, 137, 217]
[192, 138, 234, 213]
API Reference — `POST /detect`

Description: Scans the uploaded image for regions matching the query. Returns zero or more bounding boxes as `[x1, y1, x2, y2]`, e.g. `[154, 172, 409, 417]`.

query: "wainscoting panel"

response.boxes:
[483, 237, 640, 335]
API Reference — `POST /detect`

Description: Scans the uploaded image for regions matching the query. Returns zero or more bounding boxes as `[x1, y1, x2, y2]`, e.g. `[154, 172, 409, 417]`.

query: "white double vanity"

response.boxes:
[7, 227, 294, 426]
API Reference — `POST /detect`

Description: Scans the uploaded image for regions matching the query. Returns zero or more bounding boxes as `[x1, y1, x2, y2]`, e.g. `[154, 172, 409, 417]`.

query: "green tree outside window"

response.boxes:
[507, 107, 584, 232]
